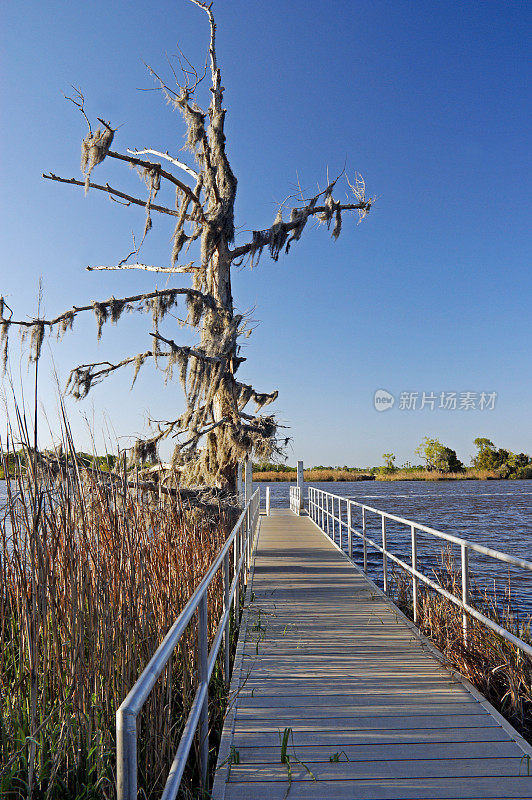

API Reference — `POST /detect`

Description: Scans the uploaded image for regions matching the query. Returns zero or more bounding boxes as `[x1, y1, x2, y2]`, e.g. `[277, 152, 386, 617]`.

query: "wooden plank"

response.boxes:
[231, 726, 513, 748]
[232, 713, 499, 733]
[221, 777, 532, 800]
[234, 740, 523, 763]
[226, 757, 527, 781]
[234, 701, 482, 717]
[239, 683, 470, 697]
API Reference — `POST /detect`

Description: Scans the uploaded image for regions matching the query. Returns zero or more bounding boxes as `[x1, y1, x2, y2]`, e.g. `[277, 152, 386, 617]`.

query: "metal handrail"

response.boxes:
[307, 486, 532, 658]
[289, 485, 301, 515]
[116, 488, 261, 800]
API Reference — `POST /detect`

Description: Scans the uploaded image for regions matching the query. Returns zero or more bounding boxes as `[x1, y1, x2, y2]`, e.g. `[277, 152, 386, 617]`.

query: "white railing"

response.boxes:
[308, 486, 532, 658]
[289, 485, 301, 515]
[116, 488, 261, 800]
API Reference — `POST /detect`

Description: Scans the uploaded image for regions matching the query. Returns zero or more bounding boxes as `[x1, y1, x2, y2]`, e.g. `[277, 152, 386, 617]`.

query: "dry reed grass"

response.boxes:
[253, 469, 373, 482]
[377, 469, 499, 481]
[0, 416, 237, 799]
[253, 468, 502, 482]
[391, 552, 532, 742]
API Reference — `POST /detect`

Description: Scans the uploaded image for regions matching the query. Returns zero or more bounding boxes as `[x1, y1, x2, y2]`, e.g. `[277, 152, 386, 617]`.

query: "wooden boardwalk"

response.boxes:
[212, 509, 532, 800]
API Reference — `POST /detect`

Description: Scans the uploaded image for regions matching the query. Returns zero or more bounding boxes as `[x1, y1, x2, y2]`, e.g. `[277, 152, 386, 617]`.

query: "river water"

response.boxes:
[260, 480, 532, 617]
[2, 478, 531, 615]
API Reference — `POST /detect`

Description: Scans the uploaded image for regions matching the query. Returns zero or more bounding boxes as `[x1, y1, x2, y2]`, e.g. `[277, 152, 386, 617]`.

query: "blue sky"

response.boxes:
[1, 0, 530, 467]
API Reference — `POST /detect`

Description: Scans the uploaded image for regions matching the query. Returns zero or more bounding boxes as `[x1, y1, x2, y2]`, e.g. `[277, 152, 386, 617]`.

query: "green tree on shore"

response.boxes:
[380, 453, 397, 474]
[415, 437, 464, 473]
[472, 438, 532, 478]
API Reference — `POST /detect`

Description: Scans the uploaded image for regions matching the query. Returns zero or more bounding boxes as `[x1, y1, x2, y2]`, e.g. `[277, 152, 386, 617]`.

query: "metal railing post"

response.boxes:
[266, 486, 270, 516]
[382, 515, 388, 594]
[347, 500, 353, 559]
[198, 594, 209, 790]
[246, 505, 251, 577]
[461, 543, 470, 647]
[236, 461, 243, 505]
[116, 708, 137, 800]
[411, 525, 418, 624]
[223, 552, 230, 686]
[233, 524, 240, 611]
[297, 460, 304, 513]
[244, 457, 252, 504]
[362, 507, 367, 574]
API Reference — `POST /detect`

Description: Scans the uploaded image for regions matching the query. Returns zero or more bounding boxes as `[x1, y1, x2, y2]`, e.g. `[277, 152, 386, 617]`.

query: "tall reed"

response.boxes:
[0, 420, 236, 799]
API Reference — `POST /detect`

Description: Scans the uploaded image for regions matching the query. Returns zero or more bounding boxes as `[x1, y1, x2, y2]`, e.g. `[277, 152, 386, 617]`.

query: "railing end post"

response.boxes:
[116, 706, 137, 800]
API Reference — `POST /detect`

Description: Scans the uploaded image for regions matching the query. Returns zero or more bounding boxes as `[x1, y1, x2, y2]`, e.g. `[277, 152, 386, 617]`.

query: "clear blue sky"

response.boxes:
[1, 0, 530, 467]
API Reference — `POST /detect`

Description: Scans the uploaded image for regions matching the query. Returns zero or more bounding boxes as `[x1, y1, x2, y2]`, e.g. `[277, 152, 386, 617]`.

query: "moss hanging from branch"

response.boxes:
[0, 320, 9, 374]
[92, 301, 109, 340]
[80, 123, 115, 193]
[29, 322, 45, 363]
[57, 311, 75, 339]
[130, 437, 159, 465]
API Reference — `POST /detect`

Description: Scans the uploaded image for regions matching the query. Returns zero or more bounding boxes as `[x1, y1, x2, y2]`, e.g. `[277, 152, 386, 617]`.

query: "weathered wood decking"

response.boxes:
[212, 509, 532, 800]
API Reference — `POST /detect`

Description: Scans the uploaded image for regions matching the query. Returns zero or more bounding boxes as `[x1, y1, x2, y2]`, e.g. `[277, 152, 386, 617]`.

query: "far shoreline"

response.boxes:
[252, 469, 531, 482]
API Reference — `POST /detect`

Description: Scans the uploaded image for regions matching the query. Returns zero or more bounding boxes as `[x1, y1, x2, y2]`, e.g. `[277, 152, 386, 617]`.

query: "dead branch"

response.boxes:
[127, 148, 199, 180]
[190, 0, 219, 94]
[86, 262, 199, 273]
[42, 173, 183, 218]
[149, 332, 225, 364]
[230, 199, 372, 261]
[107, 150, 205, 216]
[1, 288, 208, 329]
[64, 86, 92, 133]
[66, 352, 154, 397]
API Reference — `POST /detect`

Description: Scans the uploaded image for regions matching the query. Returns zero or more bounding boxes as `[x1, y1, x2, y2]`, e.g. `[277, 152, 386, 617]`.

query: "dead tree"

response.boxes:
[0, 0, 373, 494]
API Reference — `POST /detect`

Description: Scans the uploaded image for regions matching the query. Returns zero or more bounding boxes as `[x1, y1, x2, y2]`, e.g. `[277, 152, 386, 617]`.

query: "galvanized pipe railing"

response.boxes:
[307, 486, 532, 658]
[116, 488, 261, 800]
[289, 485, 301, 515]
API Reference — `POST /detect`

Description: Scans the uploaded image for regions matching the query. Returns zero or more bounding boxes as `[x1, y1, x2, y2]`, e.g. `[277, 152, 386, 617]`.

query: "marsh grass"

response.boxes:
[391, 552, 532, 742]
[378, 468, 499, 481]
[253, 468, 503, 482]
[253, 469, 373, 482]
[0, 416, 239, 799]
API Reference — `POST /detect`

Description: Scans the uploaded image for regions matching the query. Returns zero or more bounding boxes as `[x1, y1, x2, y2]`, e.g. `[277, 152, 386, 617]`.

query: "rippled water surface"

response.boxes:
[260, 480, 532, 615]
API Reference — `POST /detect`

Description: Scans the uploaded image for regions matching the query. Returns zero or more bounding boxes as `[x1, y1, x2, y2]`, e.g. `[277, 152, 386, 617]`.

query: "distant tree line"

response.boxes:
[0, 449, 118, 479]
[379, 437, 532, 479]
